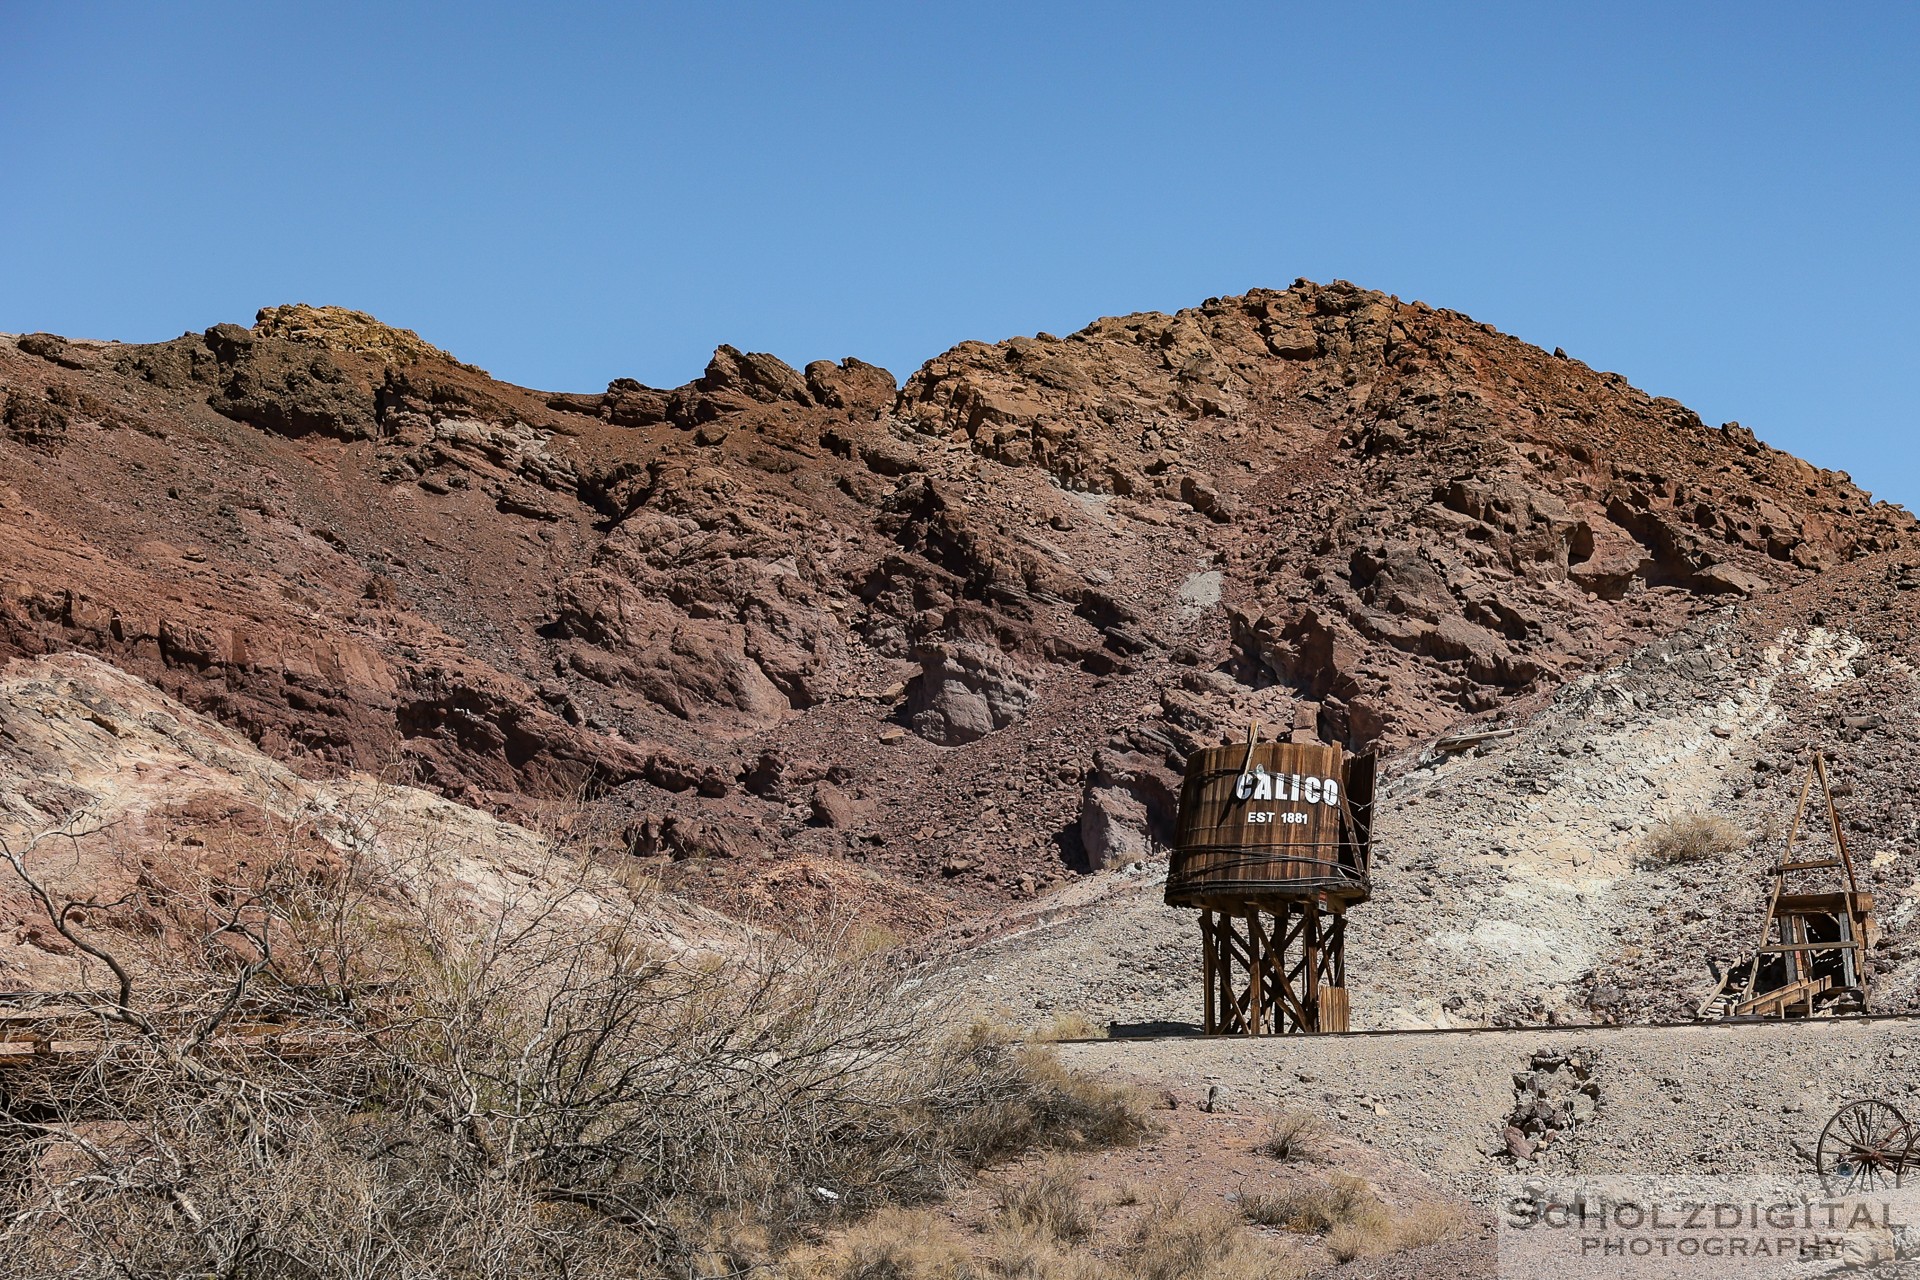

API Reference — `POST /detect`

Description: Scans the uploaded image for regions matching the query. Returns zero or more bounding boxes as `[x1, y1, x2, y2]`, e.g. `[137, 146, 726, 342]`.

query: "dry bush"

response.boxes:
[0, 809, 1151, 1279]
[1129, 1195, 1304, 1280]
[997, 1157, 1096, 1243]
[1644, 812, 1747, 864]
[1256, 1110, 1325, 1162]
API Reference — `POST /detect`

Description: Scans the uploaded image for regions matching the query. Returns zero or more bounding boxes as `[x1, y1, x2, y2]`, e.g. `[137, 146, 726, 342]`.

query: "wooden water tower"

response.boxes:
[1166, 727, 1376, 1035]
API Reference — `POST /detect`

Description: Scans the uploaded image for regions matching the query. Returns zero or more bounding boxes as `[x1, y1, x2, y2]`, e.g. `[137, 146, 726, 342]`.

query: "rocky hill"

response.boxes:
[4, 285, 1917, 1012]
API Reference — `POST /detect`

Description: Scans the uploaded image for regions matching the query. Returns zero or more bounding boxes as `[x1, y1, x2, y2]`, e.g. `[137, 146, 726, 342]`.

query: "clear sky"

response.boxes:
[4, 5, 1915, 505]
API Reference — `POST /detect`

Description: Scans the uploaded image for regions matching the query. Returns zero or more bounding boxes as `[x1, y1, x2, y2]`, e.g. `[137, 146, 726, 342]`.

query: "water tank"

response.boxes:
[1165, 739, 1374, 908]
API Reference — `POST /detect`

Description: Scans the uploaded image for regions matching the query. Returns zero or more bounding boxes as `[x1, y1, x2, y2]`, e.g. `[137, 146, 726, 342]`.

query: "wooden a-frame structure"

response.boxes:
[1709, 753, 1875, 1019]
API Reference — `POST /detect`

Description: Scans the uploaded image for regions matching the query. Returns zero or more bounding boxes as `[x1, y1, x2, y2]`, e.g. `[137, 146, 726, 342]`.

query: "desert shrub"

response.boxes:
[0, 813, 1150, 1279]
[1644, 812, 1747, 864]
[1256, 1110, 1325, 1162]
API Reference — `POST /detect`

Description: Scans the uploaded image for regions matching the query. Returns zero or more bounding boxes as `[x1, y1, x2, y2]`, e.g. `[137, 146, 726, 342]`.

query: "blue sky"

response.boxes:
[4, 5, 1916, 504]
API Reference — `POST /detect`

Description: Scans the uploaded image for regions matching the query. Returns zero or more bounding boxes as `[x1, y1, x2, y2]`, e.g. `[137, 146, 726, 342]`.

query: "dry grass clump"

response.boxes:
[1030, 1011, 1107, 1042]
[1325, 1199, 1465, 1263]
[997, 1158, 1097, 1243]
[1256, 1110, 1326, 1162]
[783, 1207, 977, 1280]
[976, 1221, 1108, 1280]
[1129, 1195, 1305, 1280]
[1240, 1176, 1463, 1264]
[1239, 1174, 1377, 1232]
[793, 1186, 1315, 1280]
[1382, 1200, 1463, 1252]
[1644, 811, 1747, 863]
[951, 1043, 1156, 1163]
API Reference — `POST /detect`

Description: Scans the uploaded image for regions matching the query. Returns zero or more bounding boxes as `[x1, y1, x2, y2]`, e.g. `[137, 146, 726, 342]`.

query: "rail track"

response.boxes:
[1071, 1008, 1920, 1045]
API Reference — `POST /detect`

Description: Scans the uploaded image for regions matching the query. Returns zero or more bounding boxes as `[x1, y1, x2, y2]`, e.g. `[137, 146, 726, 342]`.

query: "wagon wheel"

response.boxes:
[1819, 1100, 1913, 1195]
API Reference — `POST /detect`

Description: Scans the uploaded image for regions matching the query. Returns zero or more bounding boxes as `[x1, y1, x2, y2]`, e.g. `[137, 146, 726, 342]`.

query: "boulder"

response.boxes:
[904, 642, 1035, 745]
[804, 357, 897, 412]
[809, 784, 858, 829]
[1079, 784, 1150, 869]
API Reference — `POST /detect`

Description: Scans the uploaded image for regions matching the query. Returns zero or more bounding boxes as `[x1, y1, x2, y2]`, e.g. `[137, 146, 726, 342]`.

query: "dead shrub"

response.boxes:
[1644, 812, 1747, 864]
[1256, 1110, 1325, 1162]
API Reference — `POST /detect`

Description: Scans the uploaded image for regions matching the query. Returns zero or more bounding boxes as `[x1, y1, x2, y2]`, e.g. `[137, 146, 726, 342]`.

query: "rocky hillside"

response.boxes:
[0, 651, 729, 993]
[2, 285, 1914, 955]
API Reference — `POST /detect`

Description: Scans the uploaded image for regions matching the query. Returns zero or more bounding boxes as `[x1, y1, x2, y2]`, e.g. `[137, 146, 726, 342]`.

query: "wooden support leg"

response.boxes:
[1200, 912, 1216, 1036]
[1246, 909, 1265, 1035]
[1197, 902, 1353, 1037]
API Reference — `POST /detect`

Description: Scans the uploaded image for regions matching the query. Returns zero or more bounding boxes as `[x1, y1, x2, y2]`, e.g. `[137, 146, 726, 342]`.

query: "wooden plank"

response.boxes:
[1758, 941, 1862, 953]
[1343, 751, 1377, 874]
[1816, 753, 1862, 892]
[1733, 976, 1830, 1018]
[1316, 985, 1350, 1033]
[1776, 892, 1874, 913]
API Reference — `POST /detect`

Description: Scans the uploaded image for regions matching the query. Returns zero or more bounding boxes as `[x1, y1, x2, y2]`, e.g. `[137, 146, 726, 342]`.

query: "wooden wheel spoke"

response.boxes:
[1820, 1101, 1911, 1194]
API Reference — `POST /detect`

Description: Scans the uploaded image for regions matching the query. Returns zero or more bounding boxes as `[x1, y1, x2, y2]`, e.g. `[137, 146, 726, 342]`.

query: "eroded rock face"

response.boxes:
[905, 642, 1036, 745]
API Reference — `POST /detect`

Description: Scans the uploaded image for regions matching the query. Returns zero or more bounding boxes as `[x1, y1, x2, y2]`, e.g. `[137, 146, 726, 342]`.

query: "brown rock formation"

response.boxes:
[1, 283, 1910, 929]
